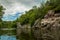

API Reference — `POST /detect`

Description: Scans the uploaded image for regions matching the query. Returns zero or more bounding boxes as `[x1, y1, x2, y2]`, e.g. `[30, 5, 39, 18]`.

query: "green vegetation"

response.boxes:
[0, 5, 5, 21]
[0, 4, 17, 28]
[0, 30, 16, 35]
[0, 0, 60, 40]
[16, 1, 50, 26]
[1, 0, 60, 30]
[0, 21, 17, 28]
[0, 0, 60, 28]
[17, 6, 46, 26]
[0, 5, 16, 35]
[16, 0, 60, 26]
[17, 0, 60, 40]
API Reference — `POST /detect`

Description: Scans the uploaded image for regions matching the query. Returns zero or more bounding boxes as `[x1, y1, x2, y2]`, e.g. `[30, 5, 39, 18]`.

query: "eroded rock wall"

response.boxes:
[17, 10, 60, 40]
[32, 10, 60, 40]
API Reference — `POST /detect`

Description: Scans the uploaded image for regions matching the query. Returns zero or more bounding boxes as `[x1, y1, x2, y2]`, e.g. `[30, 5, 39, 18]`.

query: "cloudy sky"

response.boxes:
[0, 0, 46, 21]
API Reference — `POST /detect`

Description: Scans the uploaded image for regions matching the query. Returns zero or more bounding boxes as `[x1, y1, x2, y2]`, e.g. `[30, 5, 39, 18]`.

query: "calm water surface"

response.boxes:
[0, 35, 16, 40]
[0, 28, 16, 40]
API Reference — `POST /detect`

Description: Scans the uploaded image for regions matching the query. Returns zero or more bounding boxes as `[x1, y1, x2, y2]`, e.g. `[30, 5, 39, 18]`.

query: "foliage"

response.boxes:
[16, 1, 49, 26]
[16, 0, 60, 26]
[1, 0, 60, 40]
[0, 5, 5, 21]
[0, 21, 17, 28]
[46, 0, 60, 11]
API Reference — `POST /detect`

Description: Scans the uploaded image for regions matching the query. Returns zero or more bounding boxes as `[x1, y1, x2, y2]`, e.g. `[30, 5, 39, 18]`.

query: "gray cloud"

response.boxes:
[0, 0, 44, 8]
[0, 0, 46, 21]
[0, 0, 43, 15]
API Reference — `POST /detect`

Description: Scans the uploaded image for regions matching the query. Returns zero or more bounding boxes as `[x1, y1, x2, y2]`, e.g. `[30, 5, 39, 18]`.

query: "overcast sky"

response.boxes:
[0, 0, 46, 21]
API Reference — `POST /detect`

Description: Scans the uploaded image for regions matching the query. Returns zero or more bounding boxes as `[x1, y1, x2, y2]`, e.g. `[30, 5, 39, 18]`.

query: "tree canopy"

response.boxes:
[16, 0, 60, 26]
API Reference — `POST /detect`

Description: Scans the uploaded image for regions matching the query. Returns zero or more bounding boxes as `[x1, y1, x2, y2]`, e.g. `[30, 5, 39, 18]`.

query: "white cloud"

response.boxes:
[0, 0, 46, 21]
[0, 0, 32, 15]
[4, 3, 30, 15]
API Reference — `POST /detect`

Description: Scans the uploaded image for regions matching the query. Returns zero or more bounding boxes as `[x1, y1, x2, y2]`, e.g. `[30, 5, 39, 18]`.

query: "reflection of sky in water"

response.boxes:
[0, 35, 16, 40]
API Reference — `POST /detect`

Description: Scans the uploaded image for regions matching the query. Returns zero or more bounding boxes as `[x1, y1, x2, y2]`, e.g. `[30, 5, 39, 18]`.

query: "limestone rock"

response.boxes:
[17, 10, 60, 40]
[32, 10, 60, 40]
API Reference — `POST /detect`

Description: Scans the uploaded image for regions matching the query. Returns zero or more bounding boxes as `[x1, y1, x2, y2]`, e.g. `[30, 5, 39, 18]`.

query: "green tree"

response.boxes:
[0, 5, 5, 21]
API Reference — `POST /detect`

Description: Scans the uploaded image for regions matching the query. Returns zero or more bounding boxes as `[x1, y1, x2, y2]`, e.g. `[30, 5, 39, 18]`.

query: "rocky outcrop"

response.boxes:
[32, 10, 60, 40]
[17, 22, 31, 36]
[17, 10, 60, 40]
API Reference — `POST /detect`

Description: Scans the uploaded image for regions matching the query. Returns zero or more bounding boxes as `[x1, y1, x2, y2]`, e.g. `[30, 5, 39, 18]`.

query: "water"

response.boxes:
[1, 28, 16, 30]
[0, 35, 16, 40]
[0, 28, 16, 40]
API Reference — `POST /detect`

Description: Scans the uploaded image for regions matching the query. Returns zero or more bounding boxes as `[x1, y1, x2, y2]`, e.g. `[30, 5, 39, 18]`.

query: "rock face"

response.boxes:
[17, 10, 60, 40]
[32, 10, 60, 40]
[17, 22, 31, 39]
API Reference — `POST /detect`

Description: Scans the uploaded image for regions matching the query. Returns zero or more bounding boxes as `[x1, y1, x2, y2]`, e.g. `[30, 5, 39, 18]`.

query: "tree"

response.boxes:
[0, 5, 5, 21]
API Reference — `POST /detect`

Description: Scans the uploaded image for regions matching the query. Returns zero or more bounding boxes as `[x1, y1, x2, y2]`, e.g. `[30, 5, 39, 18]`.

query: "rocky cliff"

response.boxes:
[32, 10, 60, 40]
[17, 10, 60, 40]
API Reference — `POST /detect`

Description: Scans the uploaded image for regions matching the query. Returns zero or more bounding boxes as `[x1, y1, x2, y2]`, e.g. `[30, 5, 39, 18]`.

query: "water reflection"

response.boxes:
[0, 28, 16, 40]
[0, 35, 16, 40]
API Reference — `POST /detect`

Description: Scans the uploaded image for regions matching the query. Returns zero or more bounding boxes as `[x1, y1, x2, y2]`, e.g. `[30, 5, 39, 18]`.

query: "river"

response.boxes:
[0, 35, 16, 40]
[0, 28, 16, 40]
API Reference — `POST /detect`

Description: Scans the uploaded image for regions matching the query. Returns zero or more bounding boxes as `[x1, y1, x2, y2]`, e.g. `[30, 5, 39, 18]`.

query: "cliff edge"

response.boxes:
[32, 10, 60, 40]
[17, 10, 60, 40]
